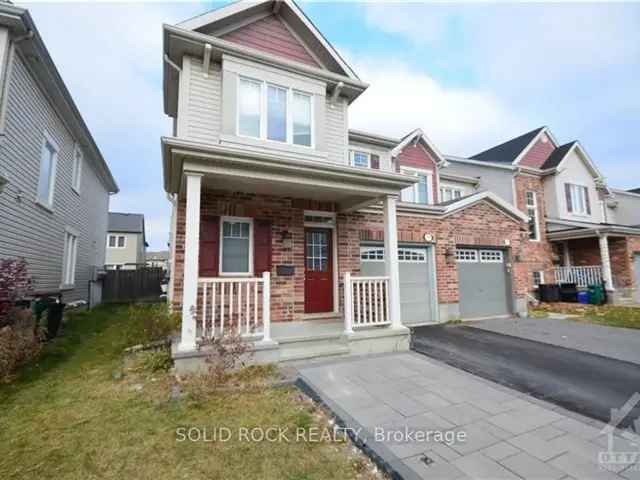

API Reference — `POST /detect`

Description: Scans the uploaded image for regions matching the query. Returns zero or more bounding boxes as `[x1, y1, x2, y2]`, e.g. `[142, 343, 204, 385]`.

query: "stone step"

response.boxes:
[278, 336, 350, 362]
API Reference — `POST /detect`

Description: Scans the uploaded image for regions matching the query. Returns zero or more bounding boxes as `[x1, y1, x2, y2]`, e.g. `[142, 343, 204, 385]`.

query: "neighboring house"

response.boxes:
[0, 4, 118, 306]
[105, 213, 147, 270]
[146, 251, 169, 271]
[163, 0, 531, 369]
[443, 126, 640, 304]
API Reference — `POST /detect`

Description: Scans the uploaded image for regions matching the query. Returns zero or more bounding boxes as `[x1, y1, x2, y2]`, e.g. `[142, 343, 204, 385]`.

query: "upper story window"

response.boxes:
[72, 144, 83, 193]
[108, 234, 126, 248]
[238, 76, 313, 147]
[526, 191, 540, 241]
[37, 135, 58, 208]
[440, 186, 463, 202]
[350, 151, 370, 168]
[401, 168, 432, 205]
[565, 183, 591, 216]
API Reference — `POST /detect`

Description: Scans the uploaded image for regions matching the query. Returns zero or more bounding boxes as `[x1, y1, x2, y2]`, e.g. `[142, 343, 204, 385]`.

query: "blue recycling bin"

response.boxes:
[577, 291, 590, 305]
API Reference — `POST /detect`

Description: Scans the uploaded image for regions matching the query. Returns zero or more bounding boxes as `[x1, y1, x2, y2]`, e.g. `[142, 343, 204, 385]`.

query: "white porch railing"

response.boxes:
[197, 271, 271, 342]
[344, 272, 391, 333]
[554, 266, 603, 288]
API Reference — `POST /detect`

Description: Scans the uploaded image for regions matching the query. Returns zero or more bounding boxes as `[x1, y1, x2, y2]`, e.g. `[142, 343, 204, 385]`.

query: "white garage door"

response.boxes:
[360, 246, 437, 326]
[456, 248, 512, 319]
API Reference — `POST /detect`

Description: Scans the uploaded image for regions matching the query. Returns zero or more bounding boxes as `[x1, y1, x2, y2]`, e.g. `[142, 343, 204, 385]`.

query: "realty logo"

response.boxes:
[598, 392, 640, 472]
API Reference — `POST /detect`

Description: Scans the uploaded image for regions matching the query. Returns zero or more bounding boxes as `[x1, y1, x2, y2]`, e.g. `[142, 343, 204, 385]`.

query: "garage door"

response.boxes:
[360, 246, 437, 326]
[457, 248, 511, 319]
[635, 254, 640, 303]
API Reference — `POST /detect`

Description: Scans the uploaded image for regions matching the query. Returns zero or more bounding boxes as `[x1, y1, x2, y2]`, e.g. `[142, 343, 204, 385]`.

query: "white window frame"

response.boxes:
[61, 227, 79, 288]
[350, 150, 371, 168]
[36, 131, 59, 210]
[455, 249, 478, 263]
[219, 216, 254, 277]
[526, 191, 540, 242]
[533, 271, 544, 288]
[479, 250, 504, 263]
[440, 185, 464, 202]
[400, 167, 433, 205]
[107, 234, 126, 249]
[236, 75, 314, 149]
[361, 247, 427, 263]
[71, 143, 83, 194]
[568, 183, 590, 216]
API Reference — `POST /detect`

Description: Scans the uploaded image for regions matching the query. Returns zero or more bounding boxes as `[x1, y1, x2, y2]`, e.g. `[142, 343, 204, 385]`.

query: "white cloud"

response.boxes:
[348, 58, 527, 156]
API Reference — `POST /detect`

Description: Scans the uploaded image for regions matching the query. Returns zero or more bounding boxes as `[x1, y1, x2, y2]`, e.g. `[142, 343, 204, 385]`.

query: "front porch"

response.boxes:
[548, 220, 640, 305]
[164, 138, 416, 370]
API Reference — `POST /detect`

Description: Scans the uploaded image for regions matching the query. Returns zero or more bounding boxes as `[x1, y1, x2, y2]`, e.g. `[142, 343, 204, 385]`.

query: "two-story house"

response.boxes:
[163, 0, 532, 370]
[0, 4, 118, 306]
[443, 127, 640, 305]
[105, 212, 148, 270]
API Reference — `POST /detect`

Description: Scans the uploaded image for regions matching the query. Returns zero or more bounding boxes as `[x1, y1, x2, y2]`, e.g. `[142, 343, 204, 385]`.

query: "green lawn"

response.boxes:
[0, 305, 380, 480]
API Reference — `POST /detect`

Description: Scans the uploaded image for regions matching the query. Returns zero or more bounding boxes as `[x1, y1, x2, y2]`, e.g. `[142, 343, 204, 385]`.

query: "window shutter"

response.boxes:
[584, 187, 591, 215]
[370, 154, 380, 170]
[253, 219, 272, 274]
[564, 184, 573, 213]
[199, 216, 219, 277]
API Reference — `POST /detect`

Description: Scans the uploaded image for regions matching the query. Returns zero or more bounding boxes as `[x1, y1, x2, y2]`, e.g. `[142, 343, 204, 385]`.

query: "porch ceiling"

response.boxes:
[162, 137, 416, 212]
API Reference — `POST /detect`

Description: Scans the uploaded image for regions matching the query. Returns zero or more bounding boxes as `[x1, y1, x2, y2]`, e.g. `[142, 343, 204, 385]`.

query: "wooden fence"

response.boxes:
[102, 267, 164, 303]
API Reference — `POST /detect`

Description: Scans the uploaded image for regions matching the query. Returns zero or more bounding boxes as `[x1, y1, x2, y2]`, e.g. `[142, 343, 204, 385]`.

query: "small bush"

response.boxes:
[124, 303, 179, 347]
[131, 348, 174, 374]
[0, 309, 44, 383]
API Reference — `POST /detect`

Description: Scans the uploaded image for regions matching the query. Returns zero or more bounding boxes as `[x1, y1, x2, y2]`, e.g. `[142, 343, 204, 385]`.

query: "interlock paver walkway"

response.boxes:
[297, 352, 640, 480]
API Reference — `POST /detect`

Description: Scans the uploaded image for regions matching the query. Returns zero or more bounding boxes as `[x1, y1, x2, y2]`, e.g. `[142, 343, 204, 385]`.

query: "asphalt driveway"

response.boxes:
[411, 324, 640, 427]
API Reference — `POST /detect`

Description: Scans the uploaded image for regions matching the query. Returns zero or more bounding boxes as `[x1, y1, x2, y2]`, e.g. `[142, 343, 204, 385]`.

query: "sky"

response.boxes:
[24, 1, 640, 250]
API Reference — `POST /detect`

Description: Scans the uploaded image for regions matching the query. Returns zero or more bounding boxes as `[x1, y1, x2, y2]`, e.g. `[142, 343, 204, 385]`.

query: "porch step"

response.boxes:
[278, 335, 350, 363]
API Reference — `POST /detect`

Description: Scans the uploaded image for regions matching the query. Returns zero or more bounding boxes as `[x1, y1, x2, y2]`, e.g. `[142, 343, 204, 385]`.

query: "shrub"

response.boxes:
[124, 303, 179, 347]
[0, 258, 32, 327]
[0, 309, 44, 383]
[130, 348, 174, 374]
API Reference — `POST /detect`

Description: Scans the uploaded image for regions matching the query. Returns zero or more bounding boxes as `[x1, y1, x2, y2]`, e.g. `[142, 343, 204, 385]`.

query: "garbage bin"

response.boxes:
[539, 284, 561, 303]
[559, 283, 578, 303]
[577, 291, 590, 304]
[46, 302, 65, 339]
[588, 284, 605, 305]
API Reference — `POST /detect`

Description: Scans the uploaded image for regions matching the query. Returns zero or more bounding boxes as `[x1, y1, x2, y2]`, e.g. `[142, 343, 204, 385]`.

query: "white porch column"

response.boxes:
[599, 234, 615, 292]
[383, 195, 402, 329]
[178, 172, 203, 352]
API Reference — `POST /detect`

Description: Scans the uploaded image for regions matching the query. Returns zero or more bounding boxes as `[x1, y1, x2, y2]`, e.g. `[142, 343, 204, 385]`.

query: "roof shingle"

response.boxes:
[471, 127, 545, 164]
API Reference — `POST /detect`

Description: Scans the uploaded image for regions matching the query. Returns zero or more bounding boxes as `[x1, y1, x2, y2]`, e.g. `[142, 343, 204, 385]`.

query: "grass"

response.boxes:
[531, 303, 640, 329]
[0, 305, 380, 480]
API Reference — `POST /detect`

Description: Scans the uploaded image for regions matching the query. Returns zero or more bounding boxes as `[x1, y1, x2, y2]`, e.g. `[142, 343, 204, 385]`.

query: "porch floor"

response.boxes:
[271, 319, 344, 342]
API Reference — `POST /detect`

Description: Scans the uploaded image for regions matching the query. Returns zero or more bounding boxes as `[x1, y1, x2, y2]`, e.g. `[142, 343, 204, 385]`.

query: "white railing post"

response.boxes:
[344, 272, 353, 334]
[178, 172, 202, 352]
[261, 271, 271, 342]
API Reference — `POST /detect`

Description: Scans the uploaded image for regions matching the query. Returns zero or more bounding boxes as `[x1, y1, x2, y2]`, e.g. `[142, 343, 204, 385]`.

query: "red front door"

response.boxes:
[304, 228, 333, 313]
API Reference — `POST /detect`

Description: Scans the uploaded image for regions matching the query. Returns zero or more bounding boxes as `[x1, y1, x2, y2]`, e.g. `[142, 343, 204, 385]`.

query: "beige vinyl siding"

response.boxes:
[0, 52, 109, 303]
[180, 56, 222, 144]
[105, 233, 141, 266]
[325, 96, 347, 165]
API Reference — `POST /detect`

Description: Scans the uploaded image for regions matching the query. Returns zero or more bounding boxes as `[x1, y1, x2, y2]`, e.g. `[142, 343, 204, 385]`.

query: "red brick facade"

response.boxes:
[172, 190, 529, 322]
[518, 133, 556, 169]
[513, 174, 556, 289]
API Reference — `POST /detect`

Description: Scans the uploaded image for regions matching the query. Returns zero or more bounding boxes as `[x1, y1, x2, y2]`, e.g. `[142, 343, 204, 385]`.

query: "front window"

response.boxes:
[351, 151, 370, 168]
[37, 138, 57, 207]
[238, 77, 313, 147]
[533, 271, 544, 288]
[221, 218, 252, 274]
[440, 186, 463, 202]
[401, 168, 431, 204]
[62, 231, 78, 286]
[567, 184, 591, 216]
[526, 191, 540, 241]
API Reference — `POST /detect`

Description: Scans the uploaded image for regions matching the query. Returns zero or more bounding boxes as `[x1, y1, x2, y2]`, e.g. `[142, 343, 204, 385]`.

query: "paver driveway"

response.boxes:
[296, 352, 640, 480]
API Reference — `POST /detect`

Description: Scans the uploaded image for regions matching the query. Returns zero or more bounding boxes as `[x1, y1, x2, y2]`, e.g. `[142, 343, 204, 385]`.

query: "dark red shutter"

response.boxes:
[584, 187, 591, 215]
[370, 154, 380, 169]
[564, 184, 573, 213]
[199, 215, 219, 277]
[254, 219, 272, 274]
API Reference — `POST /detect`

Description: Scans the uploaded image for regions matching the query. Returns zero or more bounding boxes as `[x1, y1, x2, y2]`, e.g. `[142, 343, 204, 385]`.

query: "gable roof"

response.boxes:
[390, 128, 447, 166]
[108, 213, 145, 234]
[177, 0, 358, 79]
[540, 141, 577, 170]
[471, 127, 546, 164]
[0, 4, 118, 194]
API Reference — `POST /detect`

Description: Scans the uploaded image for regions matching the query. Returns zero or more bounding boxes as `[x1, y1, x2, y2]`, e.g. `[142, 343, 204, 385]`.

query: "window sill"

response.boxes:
[59, 283, 75, 291]
[220, 134, 326, 161]
[71, 186, 81, 196]
[219, 272, 254, 278]
[35, 200, 54, 214]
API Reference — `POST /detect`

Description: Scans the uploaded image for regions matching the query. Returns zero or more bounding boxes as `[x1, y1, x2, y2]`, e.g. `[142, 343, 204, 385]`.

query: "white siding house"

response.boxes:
[0, 5, 118, 305]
